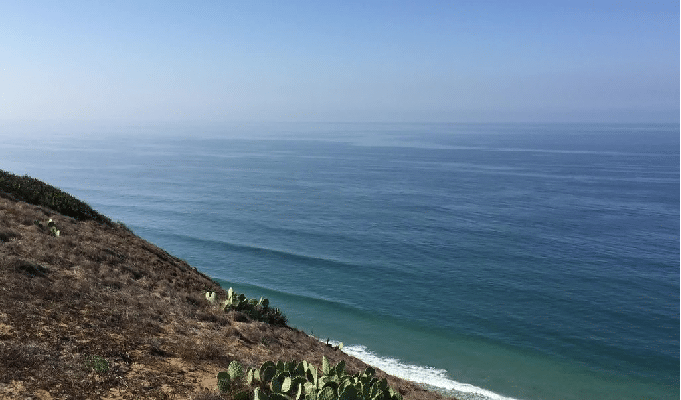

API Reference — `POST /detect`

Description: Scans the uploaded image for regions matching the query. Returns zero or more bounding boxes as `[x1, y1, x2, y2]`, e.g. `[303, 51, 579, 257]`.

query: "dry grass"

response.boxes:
[0, 188, 455, 400]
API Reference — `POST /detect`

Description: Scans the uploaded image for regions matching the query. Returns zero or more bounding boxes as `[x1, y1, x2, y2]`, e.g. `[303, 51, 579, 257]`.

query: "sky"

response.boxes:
[1, 0, 679, 123]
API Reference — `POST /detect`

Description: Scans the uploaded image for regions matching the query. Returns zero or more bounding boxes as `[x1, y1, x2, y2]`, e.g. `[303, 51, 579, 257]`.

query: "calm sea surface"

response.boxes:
[1, 122, 678, 400]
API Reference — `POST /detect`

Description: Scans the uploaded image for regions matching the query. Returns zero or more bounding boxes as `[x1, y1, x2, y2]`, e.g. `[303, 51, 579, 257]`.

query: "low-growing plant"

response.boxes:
[217, 357, 402, 400]
[34, 218, 60, 237]
[217, 360, 251, 399]
[85, 355, 109, 374]
[218, 376, 230, 394]
[205, 288, 287, 326]
[47, 219, 60, 237]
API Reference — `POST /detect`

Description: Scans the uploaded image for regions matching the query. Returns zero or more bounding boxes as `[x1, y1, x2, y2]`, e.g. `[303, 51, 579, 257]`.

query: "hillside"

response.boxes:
[0, 171, 452, 400]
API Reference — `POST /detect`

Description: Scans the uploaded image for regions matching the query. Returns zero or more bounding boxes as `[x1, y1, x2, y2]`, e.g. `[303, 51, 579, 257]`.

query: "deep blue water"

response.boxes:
[1, 122, 678, 400]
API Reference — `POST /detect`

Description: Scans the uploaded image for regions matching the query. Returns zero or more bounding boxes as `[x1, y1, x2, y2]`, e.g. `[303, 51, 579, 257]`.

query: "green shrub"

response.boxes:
[0, 169, 113, 226]
[85, 355, 109, 374]
[205, 288, 287, 326]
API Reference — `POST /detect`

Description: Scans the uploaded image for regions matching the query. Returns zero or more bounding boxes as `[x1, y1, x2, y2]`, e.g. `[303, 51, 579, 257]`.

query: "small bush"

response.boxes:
[207, 288, 287, 326]
[85, 355, 110, 374]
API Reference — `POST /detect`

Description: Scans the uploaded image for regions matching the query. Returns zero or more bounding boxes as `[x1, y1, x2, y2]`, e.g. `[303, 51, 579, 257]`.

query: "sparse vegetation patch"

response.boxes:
[85, 355, 110, 374]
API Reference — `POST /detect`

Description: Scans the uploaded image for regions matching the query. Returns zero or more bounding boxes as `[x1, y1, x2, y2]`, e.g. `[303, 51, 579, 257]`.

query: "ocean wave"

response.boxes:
[162, 230, 405, 284]
[173, 231, 358, 268]
[330, 342, 521, 400]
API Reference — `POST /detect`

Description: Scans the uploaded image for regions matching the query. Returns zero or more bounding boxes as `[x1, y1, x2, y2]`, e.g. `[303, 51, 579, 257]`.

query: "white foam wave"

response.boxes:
[328, 341, 521, 400]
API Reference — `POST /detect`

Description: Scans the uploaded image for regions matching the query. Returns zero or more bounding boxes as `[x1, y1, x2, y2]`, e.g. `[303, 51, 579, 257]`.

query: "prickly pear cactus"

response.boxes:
[318, 386, 336, 400]
[339, 384, 360, 400]
[217, 371, 230, 393]
[46, 219, 60, 237]
[205, 291, 216, 303]
[255, 387, 270, 400]
[270, 394, 291, 400]
[247, 356, 403, 400]
[295, 382, 304, 400]
[305, 389, 318, 400]
[261, 362, 277, 384]
[308, 363, 318, 386]
[271, 372, 291, 394]
[228, 360, 244, 381]
[334, 360, 346, 377]
[389, 387, 403, 400]
[247, 369, 257, 385]
[294, 361, 306, 377]
[322, 356, 330, 376]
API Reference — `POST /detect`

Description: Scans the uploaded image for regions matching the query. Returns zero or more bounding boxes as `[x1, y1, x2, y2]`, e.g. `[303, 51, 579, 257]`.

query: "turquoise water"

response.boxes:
[1, 122, 678, 399]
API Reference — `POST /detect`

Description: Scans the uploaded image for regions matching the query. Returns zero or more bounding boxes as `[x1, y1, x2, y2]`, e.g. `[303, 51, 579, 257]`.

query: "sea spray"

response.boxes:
[326, 341, 521, 400]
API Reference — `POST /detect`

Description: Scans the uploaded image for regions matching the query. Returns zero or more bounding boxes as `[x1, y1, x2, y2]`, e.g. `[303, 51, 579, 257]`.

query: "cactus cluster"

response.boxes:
[47, 219, 60, 237]
[217, 357, 402, 400]
[205, 287, 286, 326]
[34, 218, 60, 237]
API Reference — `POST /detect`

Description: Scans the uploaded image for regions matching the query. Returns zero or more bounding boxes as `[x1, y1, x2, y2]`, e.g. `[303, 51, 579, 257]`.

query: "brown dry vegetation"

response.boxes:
[0, 184, 454, 399]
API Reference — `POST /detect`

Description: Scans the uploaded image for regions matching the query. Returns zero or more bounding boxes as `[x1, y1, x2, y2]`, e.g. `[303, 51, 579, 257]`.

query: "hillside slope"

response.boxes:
[0, 172, 451, 400]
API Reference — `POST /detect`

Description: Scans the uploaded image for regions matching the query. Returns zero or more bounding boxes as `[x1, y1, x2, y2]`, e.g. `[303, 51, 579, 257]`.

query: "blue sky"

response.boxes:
[1, 0, 678, 123]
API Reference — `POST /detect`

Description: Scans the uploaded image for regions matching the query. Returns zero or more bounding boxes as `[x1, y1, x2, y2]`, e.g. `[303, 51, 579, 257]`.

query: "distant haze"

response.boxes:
[1, 1, 678, 123]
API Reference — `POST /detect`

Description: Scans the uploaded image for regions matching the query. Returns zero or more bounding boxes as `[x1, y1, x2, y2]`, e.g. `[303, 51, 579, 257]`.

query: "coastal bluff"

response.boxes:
[0, 170, 452, 400]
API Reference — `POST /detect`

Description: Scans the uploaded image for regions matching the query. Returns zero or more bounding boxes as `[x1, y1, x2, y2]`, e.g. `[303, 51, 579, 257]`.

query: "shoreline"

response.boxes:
[217, 280, 520, 400]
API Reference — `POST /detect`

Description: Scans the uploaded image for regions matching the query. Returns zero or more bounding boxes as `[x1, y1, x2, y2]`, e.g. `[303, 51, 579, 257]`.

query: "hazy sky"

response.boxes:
[1, 1, 678, 123]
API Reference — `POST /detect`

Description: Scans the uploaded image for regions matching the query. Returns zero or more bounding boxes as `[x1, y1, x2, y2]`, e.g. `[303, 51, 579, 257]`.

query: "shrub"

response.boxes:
[85, 355, 110, 374]
[206, 288, 287, 326]
[0, 170, 113, 226]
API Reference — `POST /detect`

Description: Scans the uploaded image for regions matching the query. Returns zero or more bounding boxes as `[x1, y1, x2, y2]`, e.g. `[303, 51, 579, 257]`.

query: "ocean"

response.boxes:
[1, 121, 678, 400]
